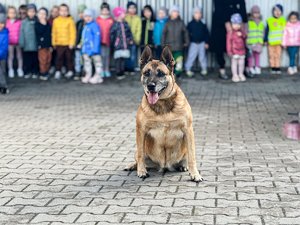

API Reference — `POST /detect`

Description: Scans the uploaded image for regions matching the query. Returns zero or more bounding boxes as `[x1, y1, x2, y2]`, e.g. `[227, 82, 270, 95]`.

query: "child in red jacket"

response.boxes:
[227, 13, 247, 82]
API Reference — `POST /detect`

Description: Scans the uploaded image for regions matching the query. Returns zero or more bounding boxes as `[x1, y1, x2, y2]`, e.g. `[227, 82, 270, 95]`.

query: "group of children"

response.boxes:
[0, 2, 300, 94]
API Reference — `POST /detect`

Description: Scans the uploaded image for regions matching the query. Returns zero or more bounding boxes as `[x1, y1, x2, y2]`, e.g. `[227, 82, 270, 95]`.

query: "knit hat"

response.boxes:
[39, 7, 48, 16]
[127, 1, 137, 9]
[78, 4, 87, 13]
[251, 5, 260, 14]
[113, 7, 126, 18]
[101, 2, 110, 11]
[83, 9, 95, 18]
[0, 13, 6, 24]
[27, 3, 37, 12]
[169, 5, 179, 15]
[158, 6, 168, 16]
[230, 13, 242, 24]
[193, 6, 202, 14]
[273, 4, 283, 13]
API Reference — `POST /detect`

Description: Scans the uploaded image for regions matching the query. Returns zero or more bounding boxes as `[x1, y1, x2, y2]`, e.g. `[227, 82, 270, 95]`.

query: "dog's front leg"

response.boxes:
[135, 125, 149, 179]
[186, 125, 203, 182]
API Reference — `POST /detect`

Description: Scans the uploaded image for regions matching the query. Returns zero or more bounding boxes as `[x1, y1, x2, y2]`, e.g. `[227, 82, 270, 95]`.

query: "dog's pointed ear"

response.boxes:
[140, 45, 153, 69]
[160, 45, 175, 71]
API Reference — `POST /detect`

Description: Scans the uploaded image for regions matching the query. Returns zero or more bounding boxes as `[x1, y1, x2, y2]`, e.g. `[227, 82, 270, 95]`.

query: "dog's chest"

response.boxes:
[147, 122, 184, 144]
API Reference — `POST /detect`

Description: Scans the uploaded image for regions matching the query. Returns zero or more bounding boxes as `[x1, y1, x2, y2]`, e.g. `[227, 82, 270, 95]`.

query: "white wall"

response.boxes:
[1, 0, 299, 67]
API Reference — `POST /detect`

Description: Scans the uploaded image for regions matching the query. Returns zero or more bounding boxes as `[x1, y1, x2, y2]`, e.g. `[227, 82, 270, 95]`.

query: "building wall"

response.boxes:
[1, 0, 299, 67]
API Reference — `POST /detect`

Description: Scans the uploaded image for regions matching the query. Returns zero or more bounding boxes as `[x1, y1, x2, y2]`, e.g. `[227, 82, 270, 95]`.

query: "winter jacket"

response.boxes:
[52, 16, 76, 46]
[96, 16, 114, 46]
[76, 19, 84, 46]
[226, 29, 247, 56]
[153, 17, 168, 46]
[0, 28, 9, 60]
[35, 21, 52, 49]
[6, 19, 21, 45]
[141, 18, 155, 47]
[162, 18, 189, 51]
[19, 17, 38, 51]
[187, 19, 209, 44]
[282, 21, 300, 47]
[81, 21, 101, 56]
[110, 21, 133, 51]
[125, 14, 142, 45]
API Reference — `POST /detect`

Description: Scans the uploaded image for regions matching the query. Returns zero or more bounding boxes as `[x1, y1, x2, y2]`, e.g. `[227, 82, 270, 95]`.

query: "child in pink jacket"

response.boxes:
[282, 11, 300, 75]
[6, 6, 23, 78]
[227, 13, 247, 82]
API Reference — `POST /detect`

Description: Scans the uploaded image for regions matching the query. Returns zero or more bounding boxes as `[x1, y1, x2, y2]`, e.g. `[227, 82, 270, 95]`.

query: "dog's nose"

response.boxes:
[147, 82, 156, 92]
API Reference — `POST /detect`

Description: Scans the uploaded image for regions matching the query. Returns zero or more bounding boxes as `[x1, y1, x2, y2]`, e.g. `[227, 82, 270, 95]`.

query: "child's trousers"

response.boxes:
[38, 48, 52, 75]
[8, 45, 23, 70]
[23, 51, 38, 75]
[248, 51, 260, 68]
[101, 45, 110, 72]
[0, 60, 7, 88]
[231, 55, 245, 76]
[287, 46, 299, 67]
[83, 54, 103, 77]
[55, 46, 74, 72]
[115, 58, 126, 74]
[185, 42, 207, 71]
[268, 45, 282, 68]
[173, 51, 184, 76]
[74, 49, 82, 73]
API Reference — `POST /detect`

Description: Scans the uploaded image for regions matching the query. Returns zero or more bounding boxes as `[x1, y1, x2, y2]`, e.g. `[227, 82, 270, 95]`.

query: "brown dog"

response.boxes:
[125, 46, 203, 182]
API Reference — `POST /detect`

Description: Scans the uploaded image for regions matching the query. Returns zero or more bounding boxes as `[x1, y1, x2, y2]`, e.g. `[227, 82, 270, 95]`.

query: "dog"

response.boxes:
[125, 45, 203, 182]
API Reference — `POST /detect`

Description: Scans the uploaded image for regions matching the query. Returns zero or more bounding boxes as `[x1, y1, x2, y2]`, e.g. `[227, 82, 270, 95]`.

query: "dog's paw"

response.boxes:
[137, 169, 150, 180]
[124, 162, 137, 171]
[189, 171, 204, 183]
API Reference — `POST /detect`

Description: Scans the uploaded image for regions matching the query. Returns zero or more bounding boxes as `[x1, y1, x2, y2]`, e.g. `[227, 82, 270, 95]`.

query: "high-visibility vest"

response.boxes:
[267, 16, 286, 45]
[247, 20, 264, 45]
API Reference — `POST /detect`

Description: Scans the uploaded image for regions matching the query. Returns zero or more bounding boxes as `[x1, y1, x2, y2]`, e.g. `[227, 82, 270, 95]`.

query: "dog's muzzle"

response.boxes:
[147, 82, 156, 92]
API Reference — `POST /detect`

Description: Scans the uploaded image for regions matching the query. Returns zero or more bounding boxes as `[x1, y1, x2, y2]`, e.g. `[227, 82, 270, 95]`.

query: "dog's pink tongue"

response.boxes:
[147, 92, 159, 105]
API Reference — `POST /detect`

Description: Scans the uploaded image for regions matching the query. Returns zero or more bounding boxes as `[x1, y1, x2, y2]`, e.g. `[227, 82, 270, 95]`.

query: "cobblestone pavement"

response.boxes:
[0, 72, 300, 225]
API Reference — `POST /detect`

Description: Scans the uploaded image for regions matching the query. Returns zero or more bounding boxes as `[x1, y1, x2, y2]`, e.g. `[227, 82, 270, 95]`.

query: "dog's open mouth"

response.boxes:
[146, 87, 166, 105]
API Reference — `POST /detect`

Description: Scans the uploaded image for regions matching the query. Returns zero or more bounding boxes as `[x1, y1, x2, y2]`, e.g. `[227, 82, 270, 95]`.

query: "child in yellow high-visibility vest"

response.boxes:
[264, 4, 286, 74]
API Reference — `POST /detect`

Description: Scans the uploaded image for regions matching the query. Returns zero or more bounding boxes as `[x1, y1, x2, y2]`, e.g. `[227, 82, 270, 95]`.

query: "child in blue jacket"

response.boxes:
[0, 14, 9, 94]
[81, 9, 103, 84]
[153, 7, 168, 58]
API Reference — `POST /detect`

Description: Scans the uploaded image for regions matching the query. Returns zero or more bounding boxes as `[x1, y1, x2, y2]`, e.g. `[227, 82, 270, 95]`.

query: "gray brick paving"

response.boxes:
[0, 73, 300, 225]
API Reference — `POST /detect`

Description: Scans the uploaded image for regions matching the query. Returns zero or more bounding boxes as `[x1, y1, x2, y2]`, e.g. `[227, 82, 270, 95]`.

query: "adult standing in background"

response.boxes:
[210, 0, 247, 80]
[0, 3, 5, 14]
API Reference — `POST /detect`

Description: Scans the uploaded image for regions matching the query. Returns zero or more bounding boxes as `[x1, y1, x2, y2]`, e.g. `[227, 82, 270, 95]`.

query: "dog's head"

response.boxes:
[140, 45, 175, 105]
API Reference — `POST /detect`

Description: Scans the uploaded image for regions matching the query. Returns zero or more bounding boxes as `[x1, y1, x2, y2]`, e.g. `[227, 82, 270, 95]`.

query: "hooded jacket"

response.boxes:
[153, 17, 168, 46]
[81, 20, 101, 56]
[110, 21, 133, 50]
[282, 21, 300, 47]
[19, 17, 38, 51]
[187, 19, 209, 44]
[35, 21, 52, 49]
[6, 19, 21, 45]
[0, 28, 9, 60]
[96, 15, 114, 46]
[52, 16, 76, 46]
[226, 29, 247, 56]
[125, 14, 142, 45]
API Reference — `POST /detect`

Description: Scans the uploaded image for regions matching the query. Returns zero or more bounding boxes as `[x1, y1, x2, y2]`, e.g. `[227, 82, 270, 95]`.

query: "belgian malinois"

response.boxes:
[125, 46, 203, 182]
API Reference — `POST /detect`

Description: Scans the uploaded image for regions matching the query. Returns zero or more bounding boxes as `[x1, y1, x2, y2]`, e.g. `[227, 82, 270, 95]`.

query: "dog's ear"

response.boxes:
[160, 45, 175, 71]
[140, 45, 153, 69]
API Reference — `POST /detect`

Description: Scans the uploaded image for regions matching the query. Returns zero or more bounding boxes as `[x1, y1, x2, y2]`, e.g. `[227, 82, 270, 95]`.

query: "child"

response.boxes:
[6, 6, 23, 78]
[264, 4, 286, 74]
[35, 7, 52, 80]
[0, 14, 9, 94]
[110, 7, 133, 80]
[19, 3, 38, 79]
[153, 7, 168, 58]
[125, 1, 141, 75]
[74, 4, 87, 80]
[185, 6, 209, 77]
[227, 13, 247, 82]
[247, 5, 264, 75]
[48, 5, 59, 25]
[81, 9, 103, 84]
[141, 5, 155, 52]
[282, 11, 300, 75]
[18, 5, 27, 20]
[162, 5, 189, 77]
[52, 4, 76, 80]
[96, 2, 114, 78]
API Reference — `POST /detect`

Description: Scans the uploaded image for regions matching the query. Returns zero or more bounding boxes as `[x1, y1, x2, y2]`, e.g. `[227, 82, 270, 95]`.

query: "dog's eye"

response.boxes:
[144, 70, 150, 77]
[157, 70, 165, 77]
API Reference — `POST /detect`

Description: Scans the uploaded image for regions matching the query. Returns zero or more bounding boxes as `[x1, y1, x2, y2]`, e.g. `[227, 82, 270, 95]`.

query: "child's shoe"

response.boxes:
[40, 74, 49, 81]
[81, 74, 91, 83]
[8, 69, 15, 78]
[17, 68, 24, 77]
[239, 74, 246, 82]
[61, 67, 67, 74]
[106, 71, 111, 78]
[54, 71, 61, 80]
[65, 71, 74, 79]
[232, 74, 240, 82]
[89, 75, 103, 84]
[293, 66, 298, 74]
[271, 68, 276, 74]
[49, 66, 55, 74]
[73, 72, 81, 80]
[276, 68, 281, 74]
[249, 67, 256, 75]
[32, 74, 38, 79]
[288, 67, 294, 75]
[186, 71, 194, 77]
[0, 87, 9, 94]
[201, 70, 208, 76]
[255, 67, 261, 75]
[24, 73, 31, 79]
[116, 72, 126, 80]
